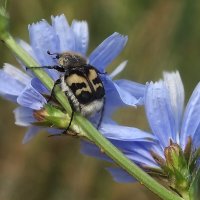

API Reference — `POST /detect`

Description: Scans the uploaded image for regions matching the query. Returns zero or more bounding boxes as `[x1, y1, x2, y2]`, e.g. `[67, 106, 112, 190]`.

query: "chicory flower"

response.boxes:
[82, 71, 200, 197]
[0, 14, 144, 143]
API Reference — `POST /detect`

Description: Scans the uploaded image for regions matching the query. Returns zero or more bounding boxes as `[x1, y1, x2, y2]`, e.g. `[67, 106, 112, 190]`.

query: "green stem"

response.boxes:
[76, 115, 184, 200]
[4, 34, 72, 113]
[2, 33, 183, 200]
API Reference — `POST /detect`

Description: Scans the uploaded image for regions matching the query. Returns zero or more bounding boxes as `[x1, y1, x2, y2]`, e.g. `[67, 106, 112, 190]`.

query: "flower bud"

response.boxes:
[164, 142, 190, 195]
[33, 104, 70, 129]
[165, 143, 182, 171]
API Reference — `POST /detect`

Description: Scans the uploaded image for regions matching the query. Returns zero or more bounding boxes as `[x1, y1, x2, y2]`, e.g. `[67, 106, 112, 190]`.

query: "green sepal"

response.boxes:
[33, 104, 70, 129]
[164, 143, 191, 198]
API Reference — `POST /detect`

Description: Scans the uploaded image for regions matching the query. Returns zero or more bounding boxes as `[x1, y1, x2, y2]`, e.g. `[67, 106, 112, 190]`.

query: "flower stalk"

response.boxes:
[0, 12, 184, 200]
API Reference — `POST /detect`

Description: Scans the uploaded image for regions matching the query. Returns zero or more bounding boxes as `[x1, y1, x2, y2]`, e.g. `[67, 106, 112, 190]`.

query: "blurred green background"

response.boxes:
[0, 0, 200, 199]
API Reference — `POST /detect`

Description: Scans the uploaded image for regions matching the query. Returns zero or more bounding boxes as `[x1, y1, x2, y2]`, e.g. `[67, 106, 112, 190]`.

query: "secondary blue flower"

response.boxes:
[0, 14, 144, 143]
[82, 71, 200, 191]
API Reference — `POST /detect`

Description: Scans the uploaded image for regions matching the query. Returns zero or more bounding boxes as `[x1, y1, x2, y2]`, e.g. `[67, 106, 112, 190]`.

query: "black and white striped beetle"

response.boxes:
[31, 51, 105, 133]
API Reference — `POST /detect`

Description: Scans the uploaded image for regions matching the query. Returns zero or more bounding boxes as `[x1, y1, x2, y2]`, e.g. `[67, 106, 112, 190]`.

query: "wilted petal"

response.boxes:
[22, 126, 41, 144]
[14, 107, 35, 126]
[71, 20, 89, 55]
[51, 14, 76, 52]
[181, 83, 200, 149]
[163, 71, 184, 140]
[106, 167, 136, 183]
[145, 81, 176, 148]
[89, 32, 128, 72]
[0, 64, 30, 101]
[17, 82, 47, 110]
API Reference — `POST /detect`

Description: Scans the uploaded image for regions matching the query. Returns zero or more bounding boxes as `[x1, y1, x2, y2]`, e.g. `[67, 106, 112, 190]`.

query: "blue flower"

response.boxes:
[0, 14, 144, 143]
[82, 71, 200, 188]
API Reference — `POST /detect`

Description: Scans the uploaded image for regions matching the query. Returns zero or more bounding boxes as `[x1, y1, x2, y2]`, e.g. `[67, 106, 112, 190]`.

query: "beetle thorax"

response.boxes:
[58, 52, 87, 68]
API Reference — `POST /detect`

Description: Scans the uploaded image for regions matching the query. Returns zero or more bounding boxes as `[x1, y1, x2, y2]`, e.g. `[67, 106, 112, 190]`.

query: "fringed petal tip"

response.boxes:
[71, 19, 89, 55]
[28, 19, 49, 30]
[51, 14, 69, 26]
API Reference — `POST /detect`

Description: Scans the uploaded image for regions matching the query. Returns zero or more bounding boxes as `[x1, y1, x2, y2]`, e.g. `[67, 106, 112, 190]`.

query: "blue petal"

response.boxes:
[108, 139, 158, 168]
[29, 19, 60, 80]
[81, 140, 158, 168]
[99, 123, 155, 141]
[0, 64, 30, 102]
[13, 107, 35, 126]
[151, 142, 165, 159]
[102, 76, 125, 116]
[121, 147, 158, 168]
[114, 79, 145, 105]
[81, 140, 113, 162]
[22, 126, 41, 144]
[17, 39, 37, 61]
[17, 81, 47, 110]
[109, 60, 127, 79]
[99, 126, 158, 167]
[46, 128, 63, 135]
[145, 81, 176, 148]
[51, 14, 76, 52]
[106, 167, 136, 183]
[181, 83, 200, 149]
[71, 20, 89, 55]
[191, 123, 200, 150]
[163, 71, 184, 140]
[89, 32, 128, 71]
[3, 63, 30, 84]
[31, 78, 49, 94]
[102, 76, 144, 116]
[17, 39, 38, 75]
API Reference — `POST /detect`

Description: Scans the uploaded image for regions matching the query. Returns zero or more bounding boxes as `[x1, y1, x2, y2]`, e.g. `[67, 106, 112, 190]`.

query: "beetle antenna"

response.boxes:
[47, 51, 60, 59]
